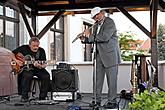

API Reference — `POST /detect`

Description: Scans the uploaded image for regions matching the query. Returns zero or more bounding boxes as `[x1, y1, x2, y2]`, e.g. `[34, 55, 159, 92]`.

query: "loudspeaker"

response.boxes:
[51, 69, 78, 92]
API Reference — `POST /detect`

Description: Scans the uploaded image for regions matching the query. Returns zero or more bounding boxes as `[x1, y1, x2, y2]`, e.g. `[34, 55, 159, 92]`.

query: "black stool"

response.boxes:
[30, 76, 41, 99]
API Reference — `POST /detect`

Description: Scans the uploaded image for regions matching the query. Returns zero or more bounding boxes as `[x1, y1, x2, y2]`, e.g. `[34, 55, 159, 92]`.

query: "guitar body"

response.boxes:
[12, 63, 21, 74]
[11, 53, 25, 75]
[11, 53, 46, 75]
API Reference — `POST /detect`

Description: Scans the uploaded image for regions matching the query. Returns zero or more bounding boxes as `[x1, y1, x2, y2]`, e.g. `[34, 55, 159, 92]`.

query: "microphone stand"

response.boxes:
[81, 21, 104, 109]
[90, 21, 109, 109]
[91, 21, 99, 109]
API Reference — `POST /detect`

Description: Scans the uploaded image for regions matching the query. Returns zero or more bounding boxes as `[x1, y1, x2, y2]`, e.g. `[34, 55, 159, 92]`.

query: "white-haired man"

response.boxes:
[79, 7, 121, 109]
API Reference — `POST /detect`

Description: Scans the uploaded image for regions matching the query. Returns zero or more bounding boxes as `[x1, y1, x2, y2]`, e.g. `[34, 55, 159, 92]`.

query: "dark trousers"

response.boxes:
[18, 68, 50, 99]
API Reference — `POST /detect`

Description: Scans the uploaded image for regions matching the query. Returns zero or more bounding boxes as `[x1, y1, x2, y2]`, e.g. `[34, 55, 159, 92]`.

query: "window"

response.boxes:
[0, 4, 19, 50]
[38, 16, 64, 62]
[50, 17, 64, 61]
[5, 7, 15, 18]
[5, 21, 17, 50]
[0, 5, 3, 15]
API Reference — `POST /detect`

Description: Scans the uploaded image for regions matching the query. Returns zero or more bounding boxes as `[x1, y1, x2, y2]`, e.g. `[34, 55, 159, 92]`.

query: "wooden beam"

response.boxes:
[37, 10, 65, 39]
[117, 7, 150, 38]
[150, 0, 158, 87]
[17, 0, 36, 10]
[17, 2, 34, 38]
[37, 1, 69, 6]
[31, 9, 37, 36]
[38, 10, 91, 16]
[37, 7, 150, 16]
[36, 0, 150, 11]
[50, 28, 64, 33]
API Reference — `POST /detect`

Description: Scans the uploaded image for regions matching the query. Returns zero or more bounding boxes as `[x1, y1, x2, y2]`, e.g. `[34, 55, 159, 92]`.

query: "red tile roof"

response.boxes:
[138, 38, 151, 51]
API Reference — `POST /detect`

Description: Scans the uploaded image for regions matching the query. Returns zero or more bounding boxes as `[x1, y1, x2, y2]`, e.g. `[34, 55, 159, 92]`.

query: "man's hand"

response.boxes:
[83, 28, 90, 37]
[33, 62, 46, 69]
[78, 28, 90, 42]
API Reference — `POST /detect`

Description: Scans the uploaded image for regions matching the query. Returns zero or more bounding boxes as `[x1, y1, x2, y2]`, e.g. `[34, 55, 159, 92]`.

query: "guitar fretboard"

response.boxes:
[24, 60, 47, 65]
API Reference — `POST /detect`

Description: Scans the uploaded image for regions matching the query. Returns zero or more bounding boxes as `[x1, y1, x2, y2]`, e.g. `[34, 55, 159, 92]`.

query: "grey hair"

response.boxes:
[29, 37, 40, 45]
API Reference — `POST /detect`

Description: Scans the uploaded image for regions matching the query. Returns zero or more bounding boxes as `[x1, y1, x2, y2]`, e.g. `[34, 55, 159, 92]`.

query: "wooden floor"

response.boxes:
[0, 92, 130, 110]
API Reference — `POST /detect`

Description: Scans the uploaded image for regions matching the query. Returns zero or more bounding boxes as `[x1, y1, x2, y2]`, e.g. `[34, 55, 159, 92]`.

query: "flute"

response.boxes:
[72, 24, 95, 43]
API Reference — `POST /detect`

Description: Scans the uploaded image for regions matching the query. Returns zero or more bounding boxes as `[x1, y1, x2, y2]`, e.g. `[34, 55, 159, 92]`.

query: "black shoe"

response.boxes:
[103, 102, 118, 109]
[21, 98, 28, 102]
[89, 100, 101, 107]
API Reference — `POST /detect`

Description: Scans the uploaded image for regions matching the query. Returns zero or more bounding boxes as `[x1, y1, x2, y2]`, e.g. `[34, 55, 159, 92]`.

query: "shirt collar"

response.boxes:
[98, 16, 105, 26]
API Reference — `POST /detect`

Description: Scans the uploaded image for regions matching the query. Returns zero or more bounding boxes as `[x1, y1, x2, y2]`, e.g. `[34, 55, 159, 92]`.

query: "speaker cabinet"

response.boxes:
[51, 69, 78, 92]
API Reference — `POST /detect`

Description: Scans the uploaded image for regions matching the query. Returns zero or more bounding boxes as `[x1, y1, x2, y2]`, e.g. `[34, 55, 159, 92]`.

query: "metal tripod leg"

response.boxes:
[89, 47, 101, 109]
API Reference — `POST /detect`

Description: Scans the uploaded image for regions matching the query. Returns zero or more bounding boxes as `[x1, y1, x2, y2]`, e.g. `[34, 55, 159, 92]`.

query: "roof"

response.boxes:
[138, 38, 151, 51]
[13, 0, 154, 15]
[129, 39, 144, 50]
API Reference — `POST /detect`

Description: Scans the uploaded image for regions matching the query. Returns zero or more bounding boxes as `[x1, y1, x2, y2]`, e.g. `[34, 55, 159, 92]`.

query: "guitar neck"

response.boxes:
[15, 54, 47, 65]
[24, 60, 47, 65]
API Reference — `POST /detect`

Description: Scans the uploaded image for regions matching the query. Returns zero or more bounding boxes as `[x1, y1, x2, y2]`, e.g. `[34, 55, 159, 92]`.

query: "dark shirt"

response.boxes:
[12, 45, 46, 70]
[12, 45, 46, 60]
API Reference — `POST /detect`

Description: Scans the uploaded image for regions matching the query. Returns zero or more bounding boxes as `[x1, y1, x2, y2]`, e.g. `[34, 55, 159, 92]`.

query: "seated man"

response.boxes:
[11, 37, 50, 102]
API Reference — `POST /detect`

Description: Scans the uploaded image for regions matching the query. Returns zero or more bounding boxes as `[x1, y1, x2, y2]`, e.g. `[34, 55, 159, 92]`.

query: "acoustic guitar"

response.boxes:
[11, 53, 47, 75]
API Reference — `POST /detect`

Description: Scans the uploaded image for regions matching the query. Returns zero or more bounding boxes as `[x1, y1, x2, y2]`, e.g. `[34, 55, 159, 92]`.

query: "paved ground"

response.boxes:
[0, 93, 130, 110]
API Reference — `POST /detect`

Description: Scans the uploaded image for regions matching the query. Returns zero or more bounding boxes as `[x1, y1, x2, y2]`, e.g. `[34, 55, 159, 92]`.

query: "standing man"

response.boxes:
[11, 37, 50, 102]
[79, 7, 121, 109]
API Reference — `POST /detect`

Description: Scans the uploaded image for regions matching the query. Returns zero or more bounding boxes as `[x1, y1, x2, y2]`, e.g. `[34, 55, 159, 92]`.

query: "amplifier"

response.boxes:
[51, 69, 78, 92]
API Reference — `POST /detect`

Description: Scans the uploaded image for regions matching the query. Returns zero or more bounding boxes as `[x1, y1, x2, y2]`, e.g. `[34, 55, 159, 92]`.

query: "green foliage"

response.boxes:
[157, 24, 165, 61]
[118, 31, 144, 61]
[119, 23, 165, 61]
[119, 32, 135, 50]
[128, 90, 165, 110]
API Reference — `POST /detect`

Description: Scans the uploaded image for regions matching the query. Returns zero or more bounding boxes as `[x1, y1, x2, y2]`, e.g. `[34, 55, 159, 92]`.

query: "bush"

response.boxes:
[128, 89, 165, 110]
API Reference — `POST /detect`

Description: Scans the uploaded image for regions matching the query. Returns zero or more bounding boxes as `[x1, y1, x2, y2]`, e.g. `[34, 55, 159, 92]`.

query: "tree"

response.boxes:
[119, 31, 144, 61]
[157, 24, 165, 61]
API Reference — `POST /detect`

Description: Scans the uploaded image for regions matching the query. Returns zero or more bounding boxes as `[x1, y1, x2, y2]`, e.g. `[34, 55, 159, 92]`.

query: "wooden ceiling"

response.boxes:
[17, 0, 151, 10]
[14, 0, 154, 16]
